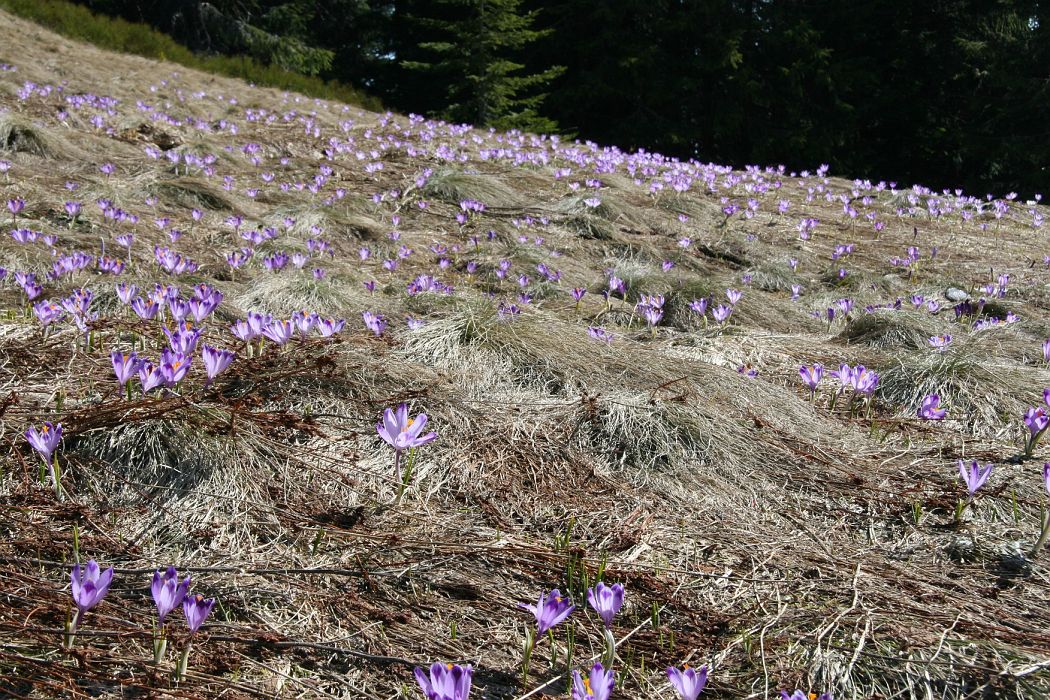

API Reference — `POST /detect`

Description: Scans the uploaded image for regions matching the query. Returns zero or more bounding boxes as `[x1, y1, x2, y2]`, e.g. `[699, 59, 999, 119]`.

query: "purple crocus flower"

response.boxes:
[572, 287, 586, 303]
[262, 319, 294, 345]
[112, 351, 143, 387]
[799, 364, 823, 395]
[520, 588, 574, 636]
[316, 317, 345, 337]
[850, 366, 878, 395]
[292, 311, 317, 337]
[183, 593, 215, 633]
[7, 197, 25, 217]
[71, 559, 114, 616]
[377, 404, 438, 452]
[667, 665, 708, 700]
[780, 692, 833, 700]
[164, 323, 202, 354]
[160, 351, 191, 385]
[1025, 406, 1050, 439]
[711, 304, 732, 324]
[152, 566, 191, 624]
[928, 334, 952, 352]
[639, 303, 663, 327]
[131, 297, 160, 320]
[33, 300, 64, 327]
[918, 394, 947, 420]
[413, 662, 473, 700]
[362, 311, 387, 337]
[588, 326, 614, 344]
[115, 282, 137, 304]
[168, 297, 191, 322]
[201, 345, 235, 384]
[586, 582, 624, 629]
[231, 320, 255, 341]
[1043, 462, 1050, 496]
[571, 662, 615, 700]
[959, 460, 993, 496]
[139, 362, 165, 393]
[25, 422, 62, 462]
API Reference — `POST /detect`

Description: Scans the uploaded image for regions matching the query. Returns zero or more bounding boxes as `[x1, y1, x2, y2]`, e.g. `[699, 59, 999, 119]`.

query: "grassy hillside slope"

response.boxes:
[1, 8, 1049, 699]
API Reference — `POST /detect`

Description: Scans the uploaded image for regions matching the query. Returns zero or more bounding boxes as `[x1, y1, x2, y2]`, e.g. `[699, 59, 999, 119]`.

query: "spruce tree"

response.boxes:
[396, 0, 563, 131]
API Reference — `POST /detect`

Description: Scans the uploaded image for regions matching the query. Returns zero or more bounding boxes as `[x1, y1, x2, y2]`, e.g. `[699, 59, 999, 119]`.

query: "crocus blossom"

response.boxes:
[183, 593, 215, 633]
[1024, 406, 1050, 456]
[71, 559, 114, 616]
[667, 665, 708, 700]
[571, 662, 615, 700]
[413, 662, 473, 700]
[25, 422, 62, 462]
[263, 319, 295, 345]
[799, 364, 823, 395]
[377, 404, 438, 453]
[201, 345, 235, 384]
[586, 582, 624, 629]
[918, 394, 947, 420]
[520, 588, 574, 635]
[959, 459, 993, 496]
[152, 566, 191, 624]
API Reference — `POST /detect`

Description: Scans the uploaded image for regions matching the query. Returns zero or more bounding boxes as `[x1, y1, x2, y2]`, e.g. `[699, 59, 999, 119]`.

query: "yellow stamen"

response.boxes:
[447, 663, 454, 670]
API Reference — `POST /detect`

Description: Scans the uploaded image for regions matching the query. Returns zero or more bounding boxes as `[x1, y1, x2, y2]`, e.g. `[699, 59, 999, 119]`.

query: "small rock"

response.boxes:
[945, 287, 969, 302]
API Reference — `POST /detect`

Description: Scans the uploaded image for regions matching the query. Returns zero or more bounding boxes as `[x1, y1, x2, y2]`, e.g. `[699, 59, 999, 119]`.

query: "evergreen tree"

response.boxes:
[395, 0, 564, 130]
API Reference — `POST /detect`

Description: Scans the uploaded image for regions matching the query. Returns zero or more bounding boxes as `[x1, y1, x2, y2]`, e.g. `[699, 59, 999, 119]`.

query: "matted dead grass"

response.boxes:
[0, 9, 1049, 700]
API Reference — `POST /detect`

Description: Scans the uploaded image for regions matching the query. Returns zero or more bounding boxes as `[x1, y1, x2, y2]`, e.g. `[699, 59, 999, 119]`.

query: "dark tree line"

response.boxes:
[78, 0, 1050, 195]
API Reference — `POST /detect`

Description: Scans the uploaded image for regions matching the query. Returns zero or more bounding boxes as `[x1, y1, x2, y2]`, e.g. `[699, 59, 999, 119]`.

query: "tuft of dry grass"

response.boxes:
[235, 271, 358, 317]
[839, 310, 943, 350]
[422, 167, 525, 208]
[0, 112, 85, 160]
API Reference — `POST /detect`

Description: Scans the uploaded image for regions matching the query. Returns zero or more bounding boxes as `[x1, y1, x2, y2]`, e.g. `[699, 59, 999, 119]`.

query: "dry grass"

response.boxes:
[0, 9, 1049, 700]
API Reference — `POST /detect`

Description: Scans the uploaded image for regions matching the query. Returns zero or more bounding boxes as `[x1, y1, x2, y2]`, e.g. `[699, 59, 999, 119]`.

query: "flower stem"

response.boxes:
[1030, 507, 1050, 559]
[395, 448, 418, 505]
[602, 627, 616, 667]
[175, 642, 193, 682]
[521, 627, 535, 685]
[153, 626, 167, 665]
[64, 608, 83, 651]
[51, 455, 64, 500]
